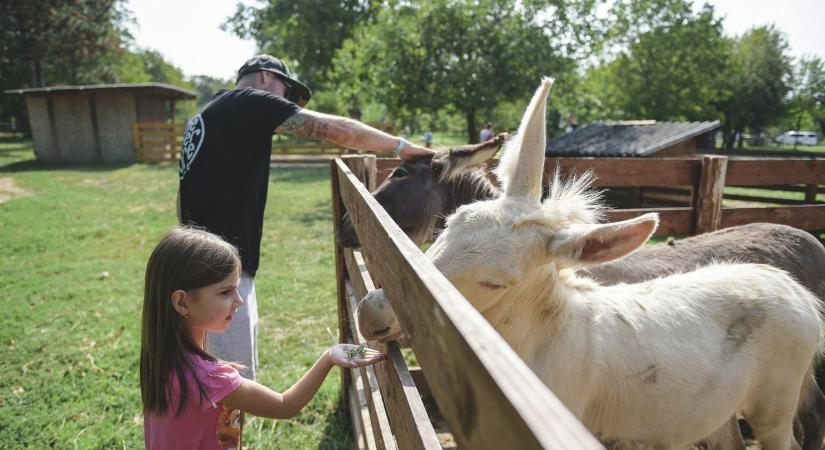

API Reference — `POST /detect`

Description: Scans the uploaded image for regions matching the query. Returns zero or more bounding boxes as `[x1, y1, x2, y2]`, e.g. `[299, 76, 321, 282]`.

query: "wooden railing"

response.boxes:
[271, 141, 347, 155]
[374, 156, 825, 237]
[132, 122, 362, 164]
[132, 122, 183, 163]
[332, 156, 603, 449]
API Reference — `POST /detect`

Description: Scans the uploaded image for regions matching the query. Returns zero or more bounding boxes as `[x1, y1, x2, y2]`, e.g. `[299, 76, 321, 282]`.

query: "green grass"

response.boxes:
[0, 139, 352, 449]
[724, 186, 825, 206]
[744, 142, 825, 153]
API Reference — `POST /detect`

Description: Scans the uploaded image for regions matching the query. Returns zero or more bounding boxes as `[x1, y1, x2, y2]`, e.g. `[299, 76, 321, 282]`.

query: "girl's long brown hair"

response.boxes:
[140, 227, 241, 416]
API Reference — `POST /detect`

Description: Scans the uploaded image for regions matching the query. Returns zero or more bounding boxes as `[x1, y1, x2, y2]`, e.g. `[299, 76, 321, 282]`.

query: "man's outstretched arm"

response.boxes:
[275, 109, 434, 160]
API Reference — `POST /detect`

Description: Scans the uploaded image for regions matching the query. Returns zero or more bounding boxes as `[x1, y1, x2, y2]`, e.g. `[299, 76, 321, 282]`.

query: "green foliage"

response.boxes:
[607, 3, 732, 121]
[563, 1, 794, 150]
[717, 25, 791, 147]
[0, 0, 132, 88]
[0, 0, 132, 127]
[331, 0, 580, 142]
[189, 75, 234, 109]
[787, 56, 825, 135]
[223, 0, 378, 90]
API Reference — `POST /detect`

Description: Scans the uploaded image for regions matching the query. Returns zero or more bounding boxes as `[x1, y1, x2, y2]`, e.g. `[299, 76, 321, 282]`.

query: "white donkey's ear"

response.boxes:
[495, 77, 554, 203]
[549, 213, 659, 265]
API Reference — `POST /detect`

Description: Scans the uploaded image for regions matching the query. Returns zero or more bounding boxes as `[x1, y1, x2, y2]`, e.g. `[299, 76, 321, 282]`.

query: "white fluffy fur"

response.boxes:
[358, 79, 822, 449]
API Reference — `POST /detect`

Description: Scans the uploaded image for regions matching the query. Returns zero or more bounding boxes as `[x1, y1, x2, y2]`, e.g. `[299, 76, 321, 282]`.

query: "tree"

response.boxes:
[606, 3, 732, 122]
[0, 0, 130, 88]
[787, 56, 825, 136]
[717, 26, 791, 148]
[331, 0, 579, 142]
[189, 75, 233, 108]
[0, 1, 130, 128]
[222, 0, 378, 90]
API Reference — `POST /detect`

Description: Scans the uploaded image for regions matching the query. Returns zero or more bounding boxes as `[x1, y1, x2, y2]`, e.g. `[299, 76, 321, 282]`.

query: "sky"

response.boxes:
[125, 0, 257, 80]
[125, 0, 825, 80]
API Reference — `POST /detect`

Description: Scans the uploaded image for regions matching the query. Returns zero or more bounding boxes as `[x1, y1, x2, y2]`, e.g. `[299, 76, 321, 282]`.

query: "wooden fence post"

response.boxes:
[694, 155, 728, 235]
[805, 184, 818, 203]
[330, 160, 351, 411]
[342, 154, 378, 191]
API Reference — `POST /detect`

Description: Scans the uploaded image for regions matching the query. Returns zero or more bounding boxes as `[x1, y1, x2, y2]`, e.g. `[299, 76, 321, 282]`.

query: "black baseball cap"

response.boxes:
[236, 54, 312, 107]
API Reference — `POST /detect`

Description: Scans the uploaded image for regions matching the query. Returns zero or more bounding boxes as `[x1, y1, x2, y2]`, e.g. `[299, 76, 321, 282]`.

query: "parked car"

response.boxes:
[775, 131, 819, 146]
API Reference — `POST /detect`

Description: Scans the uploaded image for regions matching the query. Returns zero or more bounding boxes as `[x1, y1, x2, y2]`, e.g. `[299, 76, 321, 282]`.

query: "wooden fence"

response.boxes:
[133, 122, 183, 163]
[133, 121, 360, 163]
[332, 156, 603, 449]
[373, 155, 825, 237]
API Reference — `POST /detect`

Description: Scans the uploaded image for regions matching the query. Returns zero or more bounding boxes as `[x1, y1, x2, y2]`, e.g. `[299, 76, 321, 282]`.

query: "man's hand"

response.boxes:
[400, 142, 436, 161]
[326, 344, 386, 369]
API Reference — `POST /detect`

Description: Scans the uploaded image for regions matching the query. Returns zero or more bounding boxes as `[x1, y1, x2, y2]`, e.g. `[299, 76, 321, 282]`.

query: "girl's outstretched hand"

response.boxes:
[327, 344, 386, 369]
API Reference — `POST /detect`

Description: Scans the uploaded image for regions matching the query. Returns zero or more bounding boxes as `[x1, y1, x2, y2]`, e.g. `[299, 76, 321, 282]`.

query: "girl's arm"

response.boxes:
[221, 345, 384, 419]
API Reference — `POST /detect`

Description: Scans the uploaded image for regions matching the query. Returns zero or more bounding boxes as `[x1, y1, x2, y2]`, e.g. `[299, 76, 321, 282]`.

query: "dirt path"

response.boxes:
[0, 177, 29, 204]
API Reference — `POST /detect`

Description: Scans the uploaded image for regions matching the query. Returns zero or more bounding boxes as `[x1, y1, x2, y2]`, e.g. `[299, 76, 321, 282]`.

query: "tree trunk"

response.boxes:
[736, 128, 744, 149]
[28, 57, 46, 87]
[721, 127, 735, 150]
[466, 109, 477, 144]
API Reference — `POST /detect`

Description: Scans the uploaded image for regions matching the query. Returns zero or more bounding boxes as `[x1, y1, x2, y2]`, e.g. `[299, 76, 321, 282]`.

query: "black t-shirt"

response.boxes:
[178, 87, 300, 276]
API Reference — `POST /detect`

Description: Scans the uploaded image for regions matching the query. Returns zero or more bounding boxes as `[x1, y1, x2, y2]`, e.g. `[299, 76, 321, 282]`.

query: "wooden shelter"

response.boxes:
[5, 83, 195, 163]
[546, 120, 720, 157]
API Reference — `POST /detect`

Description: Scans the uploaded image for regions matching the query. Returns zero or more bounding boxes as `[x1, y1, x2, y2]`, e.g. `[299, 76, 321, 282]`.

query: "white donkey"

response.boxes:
[358, 78, 822, 449]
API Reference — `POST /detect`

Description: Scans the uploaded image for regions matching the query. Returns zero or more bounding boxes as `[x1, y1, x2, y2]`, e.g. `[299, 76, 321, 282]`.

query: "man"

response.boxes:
[178, 54, 433, 380]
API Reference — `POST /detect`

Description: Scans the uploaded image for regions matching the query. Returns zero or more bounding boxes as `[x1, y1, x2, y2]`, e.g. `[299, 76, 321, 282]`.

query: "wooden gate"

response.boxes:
[133, 122, 183, 163]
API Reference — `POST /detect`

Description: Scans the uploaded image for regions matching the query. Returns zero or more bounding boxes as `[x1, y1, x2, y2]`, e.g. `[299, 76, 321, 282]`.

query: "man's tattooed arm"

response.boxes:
[275, 111, 331, 140]
[274, 109, 433, 159]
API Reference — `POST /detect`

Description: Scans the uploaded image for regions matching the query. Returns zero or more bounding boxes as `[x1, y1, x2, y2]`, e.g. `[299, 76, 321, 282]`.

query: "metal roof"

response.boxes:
[4, 82, 196, 100]
[546, 120, 720, 157]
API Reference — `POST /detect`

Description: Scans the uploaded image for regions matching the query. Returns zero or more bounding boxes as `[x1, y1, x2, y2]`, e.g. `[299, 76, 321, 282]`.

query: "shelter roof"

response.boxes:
[546, 120, 720, 157]
[4, 82, 196, 100]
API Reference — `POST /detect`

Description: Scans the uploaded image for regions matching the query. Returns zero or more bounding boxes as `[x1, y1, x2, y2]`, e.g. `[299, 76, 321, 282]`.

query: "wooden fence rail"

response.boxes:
[132, 121, 360, 163]
[332, 157, 603, 449]
[133, 122, 183, 163]
[373, 156, 825, 237]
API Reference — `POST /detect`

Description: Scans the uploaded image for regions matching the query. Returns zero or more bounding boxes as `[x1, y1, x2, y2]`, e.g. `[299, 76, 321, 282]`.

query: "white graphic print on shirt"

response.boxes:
[179, 114, 205, 180]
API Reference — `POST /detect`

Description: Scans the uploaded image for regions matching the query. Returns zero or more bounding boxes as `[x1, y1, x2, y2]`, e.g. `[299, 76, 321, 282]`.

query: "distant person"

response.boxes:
[565, 114, 578, 133]
[480, 122, 495, 141]
[140, 227, 385, 449]
[422, 130, 433, 148]
[177, 54, 433, 381]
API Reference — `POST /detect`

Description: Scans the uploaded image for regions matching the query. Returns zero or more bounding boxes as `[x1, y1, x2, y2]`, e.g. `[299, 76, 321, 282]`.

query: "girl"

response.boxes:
[140, 227, 384, 449]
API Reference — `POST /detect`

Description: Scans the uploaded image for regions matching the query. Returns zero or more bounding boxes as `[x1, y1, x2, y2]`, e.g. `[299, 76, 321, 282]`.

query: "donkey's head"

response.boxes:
[357, 78, 658, 342]
[339, 134, 506, 248]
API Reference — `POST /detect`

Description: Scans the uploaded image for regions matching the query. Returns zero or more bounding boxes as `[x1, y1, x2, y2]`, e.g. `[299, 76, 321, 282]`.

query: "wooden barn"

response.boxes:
[4, 83, 195, 163]
[546, 120, 720, 157]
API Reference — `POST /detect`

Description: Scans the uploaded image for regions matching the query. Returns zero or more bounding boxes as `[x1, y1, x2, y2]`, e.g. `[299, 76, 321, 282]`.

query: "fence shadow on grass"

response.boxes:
[318, 397, 356, 450]
[0, 159, 138, 173]
[271, 166, 329, 185]
[292, 200, 332, 227]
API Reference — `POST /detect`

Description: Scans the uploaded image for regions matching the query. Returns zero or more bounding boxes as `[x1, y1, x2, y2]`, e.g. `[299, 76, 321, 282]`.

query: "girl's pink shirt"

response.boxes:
[144, 354, 243, 450]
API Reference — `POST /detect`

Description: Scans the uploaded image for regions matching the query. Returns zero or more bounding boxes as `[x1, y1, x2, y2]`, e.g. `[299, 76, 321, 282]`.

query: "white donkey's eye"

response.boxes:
[479, 281, 505, 290]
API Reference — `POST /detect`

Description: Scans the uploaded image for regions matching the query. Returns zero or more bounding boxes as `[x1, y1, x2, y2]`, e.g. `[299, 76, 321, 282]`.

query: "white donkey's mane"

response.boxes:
[541, 168, 605, 227]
